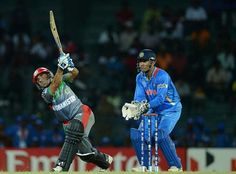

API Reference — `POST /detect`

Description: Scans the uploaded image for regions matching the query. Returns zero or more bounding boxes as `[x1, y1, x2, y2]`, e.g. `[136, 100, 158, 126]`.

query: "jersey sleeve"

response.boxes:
[134, 75, 146, 101]
[149, 72, 169, 108]
[41, 87, 53, 104]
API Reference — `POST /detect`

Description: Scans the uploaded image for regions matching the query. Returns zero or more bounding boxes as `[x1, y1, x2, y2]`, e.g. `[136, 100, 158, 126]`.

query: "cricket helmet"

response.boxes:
[137, 49, 156, 61]
[32, 67, 54, 89]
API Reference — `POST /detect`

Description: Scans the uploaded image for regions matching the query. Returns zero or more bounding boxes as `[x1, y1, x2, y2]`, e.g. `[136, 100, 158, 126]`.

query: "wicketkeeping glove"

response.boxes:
[133, 100, 149, 118]
[58, 53, 70, 70]
[121, 101, 149, 120]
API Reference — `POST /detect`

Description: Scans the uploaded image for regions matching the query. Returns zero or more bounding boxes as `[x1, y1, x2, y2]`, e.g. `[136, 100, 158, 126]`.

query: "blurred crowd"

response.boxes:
[1, 0, 236, 148]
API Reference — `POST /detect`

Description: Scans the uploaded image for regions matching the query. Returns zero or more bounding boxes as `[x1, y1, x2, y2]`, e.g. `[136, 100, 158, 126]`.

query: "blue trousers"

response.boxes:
[130, 108, 182, 168]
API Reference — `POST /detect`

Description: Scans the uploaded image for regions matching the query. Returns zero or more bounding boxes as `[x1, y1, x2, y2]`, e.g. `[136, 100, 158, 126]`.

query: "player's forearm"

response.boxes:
[50, 67, 64, 94]
[134, 93, 146, 102]
[63, 67, 79, 82]
[70, 67, 79, 80]
[54, 67, 64, 82]
[134, 83, 146, 101]
[149, 95, 165, 108]
[149, 87, 168, 108]
[149, 89, 167, 108]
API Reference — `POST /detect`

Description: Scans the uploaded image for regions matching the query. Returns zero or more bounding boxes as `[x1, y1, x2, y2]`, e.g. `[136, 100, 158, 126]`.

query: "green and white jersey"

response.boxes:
[41, 78, 83, 122]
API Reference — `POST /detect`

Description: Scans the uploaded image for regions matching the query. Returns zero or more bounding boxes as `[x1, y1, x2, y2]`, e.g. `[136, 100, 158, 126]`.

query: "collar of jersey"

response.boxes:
[141, 67, 158, 81]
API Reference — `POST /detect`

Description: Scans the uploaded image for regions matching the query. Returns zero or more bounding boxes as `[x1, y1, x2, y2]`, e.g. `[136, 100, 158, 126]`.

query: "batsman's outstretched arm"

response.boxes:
[49, 53, 71, 94]
[63, 67, 79, 83]
[49, 67, 64, 94]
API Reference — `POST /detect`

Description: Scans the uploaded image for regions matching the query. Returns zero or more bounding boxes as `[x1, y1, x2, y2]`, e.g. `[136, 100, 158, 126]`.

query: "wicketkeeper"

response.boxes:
[32, 53, 113, 172]
[122, 49, 182, 172]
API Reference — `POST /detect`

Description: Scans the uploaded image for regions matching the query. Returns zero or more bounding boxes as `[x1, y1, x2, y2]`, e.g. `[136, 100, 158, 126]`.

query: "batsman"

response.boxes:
[122, 49, 182, 172]
[32, 54, 113, 172]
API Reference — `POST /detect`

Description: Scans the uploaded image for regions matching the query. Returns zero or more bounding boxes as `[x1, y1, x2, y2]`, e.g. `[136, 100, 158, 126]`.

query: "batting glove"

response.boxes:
[58, 53, 70, 70]
[67, 58, 75, 72]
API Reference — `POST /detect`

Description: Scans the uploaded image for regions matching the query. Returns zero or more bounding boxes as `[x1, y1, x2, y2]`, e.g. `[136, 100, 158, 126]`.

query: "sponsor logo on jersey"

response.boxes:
[65, 88, 70, 94]
[52, 95, 76, 111]
[157, 83, 168, 88]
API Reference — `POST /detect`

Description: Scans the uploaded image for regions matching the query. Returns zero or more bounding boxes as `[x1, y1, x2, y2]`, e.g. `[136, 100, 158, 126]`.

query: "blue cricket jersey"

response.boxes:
[134, 67, 182, 114]
[132, 67, 183, 168]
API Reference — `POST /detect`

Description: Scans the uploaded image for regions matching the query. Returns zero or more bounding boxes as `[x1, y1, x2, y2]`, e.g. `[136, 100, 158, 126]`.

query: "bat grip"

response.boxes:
[59, 50, 65, 56]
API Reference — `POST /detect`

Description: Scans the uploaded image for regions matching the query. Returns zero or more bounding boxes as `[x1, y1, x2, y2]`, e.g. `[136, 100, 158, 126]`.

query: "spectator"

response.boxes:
[175, 78, 191, 112]
[217, 43, 235, 72]
[5, 116, 31, 148]
[29, 119, 50, 147]
[183, 118, 197, 147]
[206, 60, 231, 99]
[184, 0, 208, 37]
[156, 50, 173, 70]
[214, 122, 230, 147]
[185, 0, 207, 21]
[48, 119, 64, 147]
[98, 25, 119, 53]
[12, 32, 31, 53]
[221, 0, 236, 28]
[139, 26, 160, 49]
[30, 33, 50, 63]
[118, 21, 137, 53]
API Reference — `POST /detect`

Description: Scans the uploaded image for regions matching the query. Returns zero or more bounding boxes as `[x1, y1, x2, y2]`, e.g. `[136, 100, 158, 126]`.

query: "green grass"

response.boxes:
[1, 172, 236, 174]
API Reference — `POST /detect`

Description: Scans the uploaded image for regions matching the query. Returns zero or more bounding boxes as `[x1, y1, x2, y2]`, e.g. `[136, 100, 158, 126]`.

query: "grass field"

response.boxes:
[1, 172, 236, 174]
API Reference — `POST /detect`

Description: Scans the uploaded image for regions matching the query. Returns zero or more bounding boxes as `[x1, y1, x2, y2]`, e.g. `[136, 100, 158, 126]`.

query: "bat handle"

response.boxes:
[59, 50, 65, 56]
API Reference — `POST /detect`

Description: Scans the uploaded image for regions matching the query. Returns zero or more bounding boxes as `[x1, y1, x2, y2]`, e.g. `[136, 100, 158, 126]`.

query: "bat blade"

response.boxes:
[49, 10, 64, 55]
